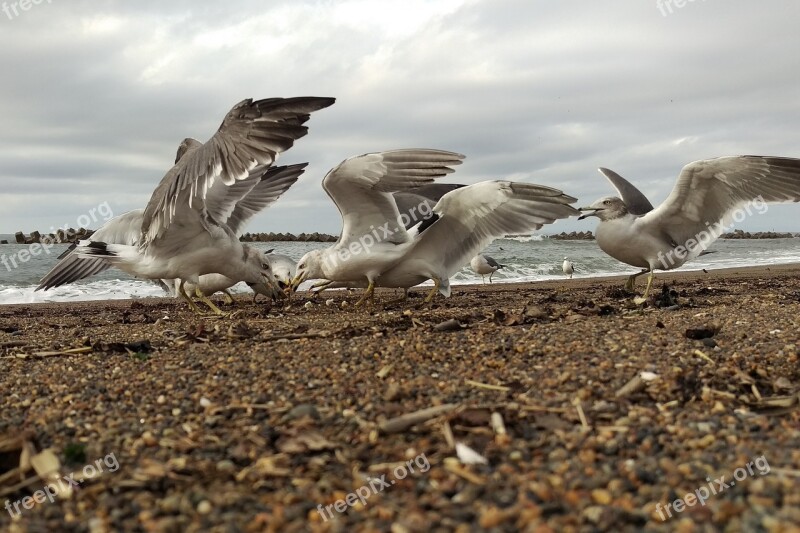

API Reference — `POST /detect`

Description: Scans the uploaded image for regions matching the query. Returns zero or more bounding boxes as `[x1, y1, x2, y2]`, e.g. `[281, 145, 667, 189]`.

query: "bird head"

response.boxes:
[291, 249, 325, 292]
[578, 197, 628, 221]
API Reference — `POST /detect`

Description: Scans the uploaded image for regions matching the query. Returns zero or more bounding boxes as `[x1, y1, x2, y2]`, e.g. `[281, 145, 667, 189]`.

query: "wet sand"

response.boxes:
[1, 265, 799, 532]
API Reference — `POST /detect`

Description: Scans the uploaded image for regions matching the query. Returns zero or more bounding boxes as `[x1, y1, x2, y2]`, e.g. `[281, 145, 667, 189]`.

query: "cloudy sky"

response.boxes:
[1, 0, 799, 238]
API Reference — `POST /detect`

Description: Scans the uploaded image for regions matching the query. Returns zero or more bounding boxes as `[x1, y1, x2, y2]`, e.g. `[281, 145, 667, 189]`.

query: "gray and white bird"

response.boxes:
[579, 156, 800, 299]
[72, 96, 334, 314]
[470, 254, 506, 284]
[296, 180, 579, 305]
[38, 163, 308, 310]
[562, 257, 574, 279]
[292, 149, 466, 306]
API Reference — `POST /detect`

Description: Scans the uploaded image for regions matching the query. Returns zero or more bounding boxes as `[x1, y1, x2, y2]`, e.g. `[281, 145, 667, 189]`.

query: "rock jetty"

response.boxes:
[720, 229, 798, 239]
[9, 228, 94, 245]
[549, 231, 595, 240]
[239, 232, 338, 243]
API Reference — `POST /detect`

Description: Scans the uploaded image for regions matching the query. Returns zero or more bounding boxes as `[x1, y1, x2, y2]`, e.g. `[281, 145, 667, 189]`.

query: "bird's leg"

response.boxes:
[222, 290, 235, 305]
[489, 272, 494, 284]
[624, 269, 649, 291]
[481, 275, 485, 285]
[179, 280, 205, 315]
[196, 292, 227, 316]
[354, 280, 375, 308]
[642, 271, 656, 299]
[421, 279, 440, 306]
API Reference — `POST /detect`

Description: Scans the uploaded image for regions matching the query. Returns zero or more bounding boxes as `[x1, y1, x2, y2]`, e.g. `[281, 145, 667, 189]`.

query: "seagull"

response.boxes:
[363, 181, 579, 303]
[470, 254, 506, 283]
[73, 96, 334, 314]
[300, 180, 579, 305]
[292, 149, 466, 305]
[562, 257, 574, 279]
[579, 156, 800, 299]
[37, 161, 307, 311]
[304, 183, 465, 300]
[265, 252, 297, 296]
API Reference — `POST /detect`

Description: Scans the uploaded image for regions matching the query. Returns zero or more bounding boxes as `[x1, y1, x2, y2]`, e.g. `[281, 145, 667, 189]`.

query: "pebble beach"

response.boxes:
[1, 265, 799, 532]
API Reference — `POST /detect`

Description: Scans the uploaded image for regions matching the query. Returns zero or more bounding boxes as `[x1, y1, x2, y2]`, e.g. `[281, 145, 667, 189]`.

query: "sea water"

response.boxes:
[2, 237, 800, 305]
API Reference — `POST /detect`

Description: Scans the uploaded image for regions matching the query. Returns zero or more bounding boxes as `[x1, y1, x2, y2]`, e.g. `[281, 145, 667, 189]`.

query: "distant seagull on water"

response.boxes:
[562, 257, 574, 279]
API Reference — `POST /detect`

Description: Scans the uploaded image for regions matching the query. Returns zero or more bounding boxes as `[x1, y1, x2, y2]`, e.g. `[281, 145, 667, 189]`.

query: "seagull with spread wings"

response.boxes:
[74, 96, 334, 313]
[37, 162, 306, 308]
[357, 180, 579, 303]
[579, 156, 800, 299]
[291, 149, 466, 305]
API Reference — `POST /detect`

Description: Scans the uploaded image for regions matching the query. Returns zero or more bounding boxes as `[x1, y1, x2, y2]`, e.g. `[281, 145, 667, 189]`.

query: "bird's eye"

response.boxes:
[603, 200, 611, 205]
[299, 263, 305, 269]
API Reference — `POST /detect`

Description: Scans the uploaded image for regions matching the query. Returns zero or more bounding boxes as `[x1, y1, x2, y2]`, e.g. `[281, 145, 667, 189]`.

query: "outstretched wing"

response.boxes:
[141, 96, 334, 245]
[36, 209, 144, 290]
[639, 156, 800, 249]
[598, 167, 654, 215]
[226, 163, 307, 236]
[404, 181, 579, 279]
[322, 149, 465, 246]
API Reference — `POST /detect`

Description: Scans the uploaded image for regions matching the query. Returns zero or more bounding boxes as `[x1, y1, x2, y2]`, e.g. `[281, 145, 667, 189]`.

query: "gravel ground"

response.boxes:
[1, 265, 799, 532]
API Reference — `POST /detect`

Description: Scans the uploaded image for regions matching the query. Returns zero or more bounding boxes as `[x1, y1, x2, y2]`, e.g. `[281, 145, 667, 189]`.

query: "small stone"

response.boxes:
[172, 408, 181, 416]
[284, 403, 320, 420]
[156, 395, 166, 404]
[199, 397, 211, 408]
[197, 500, 212, 514]
[591, 488, 613, 505]
[216, 460, 236, 473]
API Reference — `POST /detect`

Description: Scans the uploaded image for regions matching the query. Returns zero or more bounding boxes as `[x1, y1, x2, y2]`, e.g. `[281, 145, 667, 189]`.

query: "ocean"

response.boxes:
[2, 237, 800, 305]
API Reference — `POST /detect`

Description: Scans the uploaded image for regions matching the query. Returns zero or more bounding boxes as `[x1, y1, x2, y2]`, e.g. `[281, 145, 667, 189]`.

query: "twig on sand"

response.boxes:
[379, 404, 458, 434]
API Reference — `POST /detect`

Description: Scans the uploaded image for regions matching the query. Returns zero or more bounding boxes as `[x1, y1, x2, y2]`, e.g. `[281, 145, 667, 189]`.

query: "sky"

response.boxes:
[1, 0, 800, 238]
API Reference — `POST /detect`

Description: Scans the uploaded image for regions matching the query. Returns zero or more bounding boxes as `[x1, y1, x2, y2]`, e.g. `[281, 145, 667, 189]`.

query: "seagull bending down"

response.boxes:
[579, 156, 800, 298]
[73, 96, 334, 313]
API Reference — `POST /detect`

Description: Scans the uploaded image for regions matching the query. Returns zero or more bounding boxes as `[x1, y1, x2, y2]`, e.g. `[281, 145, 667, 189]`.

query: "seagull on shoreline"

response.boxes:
[470, 254, 506, 284]
[562, 257, 574, 279]
[73, 96, 334, 314]
[300, 180, 579, 305]
[291, 149, 465, 305]
[579, 156, 800, 299]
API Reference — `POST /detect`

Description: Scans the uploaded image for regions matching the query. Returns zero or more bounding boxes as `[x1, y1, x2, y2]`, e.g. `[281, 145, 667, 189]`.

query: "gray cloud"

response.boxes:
[1, 0, 799, 237]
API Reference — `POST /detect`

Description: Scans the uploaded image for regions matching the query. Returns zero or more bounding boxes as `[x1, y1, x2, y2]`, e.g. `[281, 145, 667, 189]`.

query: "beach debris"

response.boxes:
[491, 412, 510, 445]
[92, 339, 152, 354]
[304, 301, 314, 310]
[493, 306, 551, 326]
[433, 319, 466, 332]
[277, 430, 337, 454]
[0, 433, 73, 502]
[376, 363, 395, 379]
[325, 298, 335, 307]
[465, 380, 510, 392]
[455, 442, 488, 465]
[685, 321, 722, 340]
[443, 458, 486, 485]
[379, 404, 458, 434]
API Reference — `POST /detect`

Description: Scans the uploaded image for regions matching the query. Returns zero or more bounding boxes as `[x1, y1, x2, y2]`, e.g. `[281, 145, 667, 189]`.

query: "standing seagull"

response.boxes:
[75, 96, 335, 313]
[579, 156, 800, 299]
[562, 257, 574, 279]
[300, 181, 579, 305]
[470, 254, 506, 284]
[292, 149, 465, 306]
